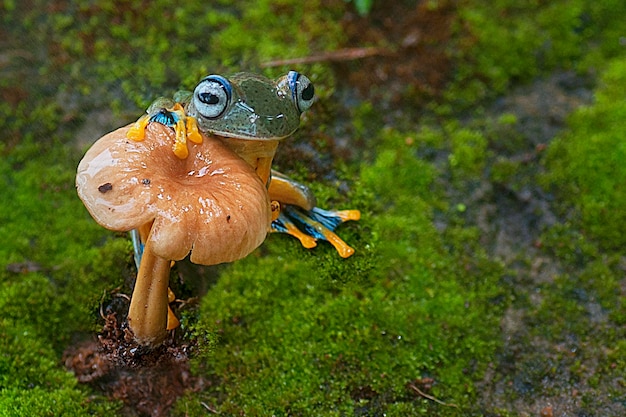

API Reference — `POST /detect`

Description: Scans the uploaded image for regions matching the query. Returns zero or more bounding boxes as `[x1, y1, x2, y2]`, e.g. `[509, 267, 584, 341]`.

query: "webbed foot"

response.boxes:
[271, 206, 360, 258]
[126, 102, 203, 159]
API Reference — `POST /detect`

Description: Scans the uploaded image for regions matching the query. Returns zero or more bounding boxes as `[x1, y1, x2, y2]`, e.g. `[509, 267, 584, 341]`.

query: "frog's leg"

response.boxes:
[127, 97, 176, 142]
[268, 171, 360, 258]
[172, 116, 190, 159]
[186, 116, 203, 145]
[131, 229, 144, 270]
[272, 206, 360, 258]
[271, 211, 318, 249]
[268, 170, 316, 210]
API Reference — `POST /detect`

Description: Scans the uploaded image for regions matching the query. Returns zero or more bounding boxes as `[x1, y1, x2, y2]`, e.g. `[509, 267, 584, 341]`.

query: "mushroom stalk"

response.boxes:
[127, 237, 171, 346]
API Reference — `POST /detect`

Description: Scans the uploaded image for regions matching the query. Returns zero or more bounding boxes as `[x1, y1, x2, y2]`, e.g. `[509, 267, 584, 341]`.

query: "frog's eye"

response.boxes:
[287, 71, 315, 112]
[193, 75, 232, 119]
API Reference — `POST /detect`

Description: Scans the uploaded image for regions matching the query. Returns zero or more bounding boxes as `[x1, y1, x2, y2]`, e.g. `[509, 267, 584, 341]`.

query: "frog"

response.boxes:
[127, 71, 360, 262]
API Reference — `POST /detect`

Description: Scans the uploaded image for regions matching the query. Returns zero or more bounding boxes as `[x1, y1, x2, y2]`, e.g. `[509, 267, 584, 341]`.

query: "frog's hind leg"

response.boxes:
[268, 171, 316, 210]
[268, 171, 360, 258]
[272, 206, 360, 258]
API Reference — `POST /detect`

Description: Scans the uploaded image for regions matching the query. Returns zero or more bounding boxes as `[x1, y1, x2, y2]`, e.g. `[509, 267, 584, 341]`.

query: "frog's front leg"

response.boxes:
[269, 171, 360, 258]
[127, 97, 176, 142]
[126, 98, 202, 159]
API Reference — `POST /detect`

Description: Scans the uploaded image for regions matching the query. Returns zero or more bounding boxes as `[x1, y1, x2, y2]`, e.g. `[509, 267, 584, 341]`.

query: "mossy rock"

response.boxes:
[542, 56, 626, 250]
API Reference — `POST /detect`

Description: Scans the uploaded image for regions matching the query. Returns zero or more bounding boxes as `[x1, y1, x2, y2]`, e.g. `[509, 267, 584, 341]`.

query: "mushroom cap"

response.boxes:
[76, 123, 271, 265]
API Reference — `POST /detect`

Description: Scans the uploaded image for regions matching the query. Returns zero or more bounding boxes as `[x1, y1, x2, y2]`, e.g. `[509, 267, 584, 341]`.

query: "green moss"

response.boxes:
[0, 272, 123, 414]
[539, 224, 625, 334]
[448, 126, 488, 181]
[0, 316, 120, 415]
[0, 133, 130, 413]
[0, 10, 133, 401]
[0, 386, 118, 416]
[529, 267, 625, 398]
[175, 128, 505, 415]
[542, 56, 626, 250]
[490, 157, 521, 186]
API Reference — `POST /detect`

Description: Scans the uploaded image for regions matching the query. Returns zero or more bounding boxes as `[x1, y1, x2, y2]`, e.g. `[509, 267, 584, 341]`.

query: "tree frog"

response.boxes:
[127, 71, 360, 259]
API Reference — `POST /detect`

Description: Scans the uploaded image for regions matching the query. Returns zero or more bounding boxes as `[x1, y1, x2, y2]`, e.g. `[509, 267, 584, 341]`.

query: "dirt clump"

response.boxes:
[65, 310, 204, 417]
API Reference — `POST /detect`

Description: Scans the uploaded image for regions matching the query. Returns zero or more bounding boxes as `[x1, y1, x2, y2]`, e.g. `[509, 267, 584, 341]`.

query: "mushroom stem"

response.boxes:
[127, 237, 171, 346]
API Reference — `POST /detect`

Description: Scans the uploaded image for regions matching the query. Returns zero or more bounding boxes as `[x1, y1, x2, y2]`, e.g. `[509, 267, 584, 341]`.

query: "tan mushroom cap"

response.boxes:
[76, 122, 271, 265]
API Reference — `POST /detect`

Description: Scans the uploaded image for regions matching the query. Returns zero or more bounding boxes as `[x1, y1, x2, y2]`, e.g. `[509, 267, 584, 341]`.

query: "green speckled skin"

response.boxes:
[187, 73, 303, 140]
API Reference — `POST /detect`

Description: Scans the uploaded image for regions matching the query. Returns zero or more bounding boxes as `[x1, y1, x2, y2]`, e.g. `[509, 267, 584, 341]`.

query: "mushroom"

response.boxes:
[76, 122, 271, 346]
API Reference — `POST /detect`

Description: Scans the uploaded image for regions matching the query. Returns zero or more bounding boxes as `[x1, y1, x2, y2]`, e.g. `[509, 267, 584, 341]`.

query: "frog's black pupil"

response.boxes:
[200, 92, 220, 105]
[302, 83, 314, 101]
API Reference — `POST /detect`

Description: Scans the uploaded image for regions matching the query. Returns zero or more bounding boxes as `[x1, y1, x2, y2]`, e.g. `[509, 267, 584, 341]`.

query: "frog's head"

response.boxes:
[186, 71, 314, 140]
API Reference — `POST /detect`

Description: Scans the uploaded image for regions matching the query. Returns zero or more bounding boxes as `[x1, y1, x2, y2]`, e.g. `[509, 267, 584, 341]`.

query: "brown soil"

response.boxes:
[338, 0, 456, 103]
[64, 306, 204, 417]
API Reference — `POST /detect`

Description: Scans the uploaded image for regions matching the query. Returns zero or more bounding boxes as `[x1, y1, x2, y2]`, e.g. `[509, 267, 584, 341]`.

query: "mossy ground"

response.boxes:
[2, 0, 626, 415]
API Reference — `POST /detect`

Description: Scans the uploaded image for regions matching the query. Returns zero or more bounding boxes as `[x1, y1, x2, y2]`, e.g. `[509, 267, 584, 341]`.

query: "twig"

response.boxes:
[260, 47, 392, 68]
[200, 401, 220, 414]
[99, 289, 130, 319]
[99, 290, 107, 320]
[114, 293, 131, 301]
[408, 383, 458, 408]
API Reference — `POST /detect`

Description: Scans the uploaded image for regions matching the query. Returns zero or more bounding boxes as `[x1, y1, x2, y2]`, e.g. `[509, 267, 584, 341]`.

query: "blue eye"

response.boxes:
[193, 75, 232, 119]
[287, 71, 315, 112]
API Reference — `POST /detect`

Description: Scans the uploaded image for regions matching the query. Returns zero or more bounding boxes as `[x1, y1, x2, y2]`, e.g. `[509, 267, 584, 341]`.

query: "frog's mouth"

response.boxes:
[210, 127, 296, 141]
[203, 103, 300, 141]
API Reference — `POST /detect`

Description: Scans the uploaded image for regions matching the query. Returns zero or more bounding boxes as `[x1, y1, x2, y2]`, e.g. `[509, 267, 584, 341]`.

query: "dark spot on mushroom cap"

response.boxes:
[226, 215, 231, 223]
[142, 178, 151, 185]
[98, 183, 113, 193]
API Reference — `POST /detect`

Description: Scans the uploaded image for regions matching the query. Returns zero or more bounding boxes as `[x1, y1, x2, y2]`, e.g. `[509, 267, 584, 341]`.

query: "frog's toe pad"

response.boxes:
[127, 115, 150, 141]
